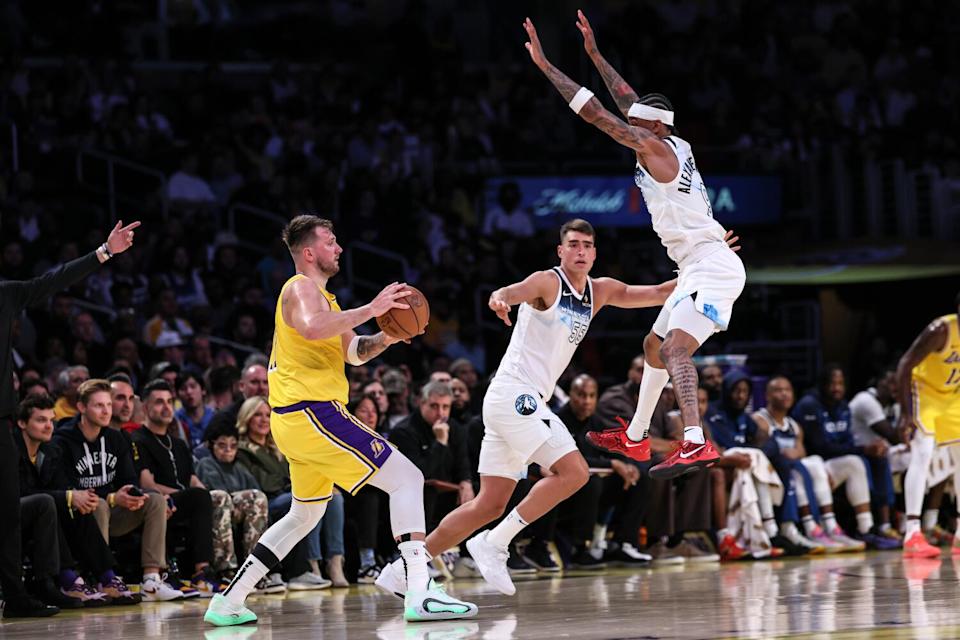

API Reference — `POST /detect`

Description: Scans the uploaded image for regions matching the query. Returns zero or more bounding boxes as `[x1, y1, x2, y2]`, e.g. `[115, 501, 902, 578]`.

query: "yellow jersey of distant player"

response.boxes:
[912, 314, 960, 397]
[268, 274, 349, 407]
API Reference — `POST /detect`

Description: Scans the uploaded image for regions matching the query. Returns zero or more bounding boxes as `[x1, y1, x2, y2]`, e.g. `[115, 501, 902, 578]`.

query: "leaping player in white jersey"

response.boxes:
[373, 219, 737, 598]
[522, 13, 746, 480]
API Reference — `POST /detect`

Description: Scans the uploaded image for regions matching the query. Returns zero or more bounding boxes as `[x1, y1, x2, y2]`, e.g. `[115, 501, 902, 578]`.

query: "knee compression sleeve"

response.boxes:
[367, 452, 426, 537]
[257, 498, 327, 559]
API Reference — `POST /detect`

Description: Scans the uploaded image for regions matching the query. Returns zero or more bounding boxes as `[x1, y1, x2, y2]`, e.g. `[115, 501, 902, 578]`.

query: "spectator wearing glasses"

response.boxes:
[196, 421, 270, 574]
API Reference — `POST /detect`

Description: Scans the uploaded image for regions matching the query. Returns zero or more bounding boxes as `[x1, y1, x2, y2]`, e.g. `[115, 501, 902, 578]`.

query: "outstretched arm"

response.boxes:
[488, 270, 559, 326]
[576, 10, 639, 118]
[592, 277, 675, 311]
[523, 17, 668, 161]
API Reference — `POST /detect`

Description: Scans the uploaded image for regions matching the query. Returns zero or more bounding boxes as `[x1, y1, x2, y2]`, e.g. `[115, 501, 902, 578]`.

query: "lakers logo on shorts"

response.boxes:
[370, 438, 386, 458]
[515, 394, 538, 416]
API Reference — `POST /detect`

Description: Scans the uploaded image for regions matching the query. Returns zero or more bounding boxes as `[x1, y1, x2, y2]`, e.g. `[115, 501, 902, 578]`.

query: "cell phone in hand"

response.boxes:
[127, 486, 144, 497]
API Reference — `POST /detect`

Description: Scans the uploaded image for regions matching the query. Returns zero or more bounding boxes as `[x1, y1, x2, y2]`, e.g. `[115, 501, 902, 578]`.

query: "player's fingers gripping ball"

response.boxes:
[376, 285, 430, 340]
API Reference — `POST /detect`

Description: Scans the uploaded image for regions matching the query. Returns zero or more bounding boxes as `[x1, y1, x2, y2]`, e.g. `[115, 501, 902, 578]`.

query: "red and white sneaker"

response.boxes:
[649, 440, 720, 480]
[718, 535, 749, 562]
[585, 417, 650, 462]
[903, 531, 940, 559]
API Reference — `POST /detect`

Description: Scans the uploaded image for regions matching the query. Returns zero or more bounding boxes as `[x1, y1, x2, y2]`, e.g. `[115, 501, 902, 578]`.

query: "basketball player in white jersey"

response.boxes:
[523, 14, 746, 479]
[374, 219, 683, 597]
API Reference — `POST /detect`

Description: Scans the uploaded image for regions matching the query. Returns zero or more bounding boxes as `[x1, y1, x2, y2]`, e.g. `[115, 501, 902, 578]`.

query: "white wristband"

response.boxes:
[346, 335, 364, 366]
[569, 87, 594, 114]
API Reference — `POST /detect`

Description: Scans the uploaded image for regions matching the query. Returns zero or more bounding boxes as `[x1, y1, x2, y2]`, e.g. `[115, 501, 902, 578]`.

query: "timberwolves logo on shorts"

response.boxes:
[515, 394, 538, 416]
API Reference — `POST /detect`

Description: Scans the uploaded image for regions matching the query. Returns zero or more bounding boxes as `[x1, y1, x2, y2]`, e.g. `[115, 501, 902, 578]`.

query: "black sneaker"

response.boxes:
[3, 595, 60, 618]
[30, 577, 84, 609]
[357, 564, 382, 584]
[770, 534, 808, 557]
[522, 539, 560, 572]
[569, 547, 607, 569]
[506, 545, 536, 575]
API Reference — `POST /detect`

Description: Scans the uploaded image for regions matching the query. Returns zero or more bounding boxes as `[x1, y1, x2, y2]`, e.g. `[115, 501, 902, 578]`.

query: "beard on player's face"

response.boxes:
[319, 257, 340, 276]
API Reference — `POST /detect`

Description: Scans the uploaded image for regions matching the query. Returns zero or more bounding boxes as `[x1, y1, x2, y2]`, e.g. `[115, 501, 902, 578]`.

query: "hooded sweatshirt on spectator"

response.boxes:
[52, 419, 140, 496]
[705, 370, 780, 460]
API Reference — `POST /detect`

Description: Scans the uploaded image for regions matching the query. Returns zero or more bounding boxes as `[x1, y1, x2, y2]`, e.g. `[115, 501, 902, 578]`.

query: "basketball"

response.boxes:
[376, 285, 430, 339]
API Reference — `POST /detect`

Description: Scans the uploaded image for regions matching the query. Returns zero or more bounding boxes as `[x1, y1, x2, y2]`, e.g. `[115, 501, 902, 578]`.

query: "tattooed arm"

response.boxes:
[576, 10, 639, 118]
[340, 330, 403, 366]
[523, 17, 671, 164]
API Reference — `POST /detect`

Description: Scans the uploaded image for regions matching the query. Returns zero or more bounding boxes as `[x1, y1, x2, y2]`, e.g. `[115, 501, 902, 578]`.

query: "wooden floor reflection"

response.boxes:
[4, 552, 960, 639]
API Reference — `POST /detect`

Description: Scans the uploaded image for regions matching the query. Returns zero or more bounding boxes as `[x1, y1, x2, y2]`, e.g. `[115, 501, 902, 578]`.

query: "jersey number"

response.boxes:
[569, 321, 588, 345]
[268, 331, 278, 372]
[947, 368, 960, 387]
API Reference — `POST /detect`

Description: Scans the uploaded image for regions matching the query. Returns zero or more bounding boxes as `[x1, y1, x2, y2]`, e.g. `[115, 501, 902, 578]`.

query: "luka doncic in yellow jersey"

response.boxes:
[268, 274, 392, 501]
[912, 314, 960, 444]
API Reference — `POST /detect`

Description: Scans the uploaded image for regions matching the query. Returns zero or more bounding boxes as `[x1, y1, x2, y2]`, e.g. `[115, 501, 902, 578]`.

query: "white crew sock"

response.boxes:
[591, 524, 608, 552]
[627, 366, 670, 441]
[905, 518, 921, 538]
[763, 518, 779, 538]
[487, 508, 529, 550]
[855, 511, 875, 535]
[399, 540, 430, 592]
[780, 521, 802, 544]
[922, 509, 939, 532]
[801, 515, 817, 536]
[823, 512, 839, 533]
[143, 572, 161, 583]
[684, 426, 706, 444]
[718, 527, 733, 541]
[223, 555, 270, 606]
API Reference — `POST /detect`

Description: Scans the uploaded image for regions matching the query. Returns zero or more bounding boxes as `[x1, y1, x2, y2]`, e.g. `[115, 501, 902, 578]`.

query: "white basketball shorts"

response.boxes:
[478, 376, 578, 480]
[653, 245, 746, 344]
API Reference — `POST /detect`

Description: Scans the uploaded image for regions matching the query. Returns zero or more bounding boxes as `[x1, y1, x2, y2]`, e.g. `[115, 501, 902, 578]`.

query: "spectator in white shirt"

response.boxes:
[482, 182, 535, 238]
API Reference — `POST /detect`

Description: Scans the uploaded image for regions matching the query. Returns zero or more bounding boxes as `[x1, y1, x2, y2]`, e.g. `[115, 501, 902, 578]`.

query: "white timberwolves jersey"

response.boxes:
[634, 136, 727, 267]
[495, 267, 593, 399]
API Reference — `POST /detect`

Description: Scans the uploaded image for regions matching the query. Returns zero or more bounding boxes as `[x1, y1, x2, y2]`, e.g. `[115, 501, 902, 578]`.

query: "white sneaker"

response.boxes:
[374, 560, 406, 600]
[620, 542, 654, 563]
[827, 528, 867, 553]
[465, 530, 515, 596]
[288, 572, 332, 590]
[403, 583, 478, 621]
[204, 593, 258, 627]
[141, 576, 184, 602]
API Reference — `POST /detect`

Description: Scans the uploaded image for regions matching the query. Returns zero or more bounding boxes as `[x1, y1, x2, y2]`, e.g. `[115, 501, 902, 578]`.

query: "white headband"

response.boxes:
[627, 102, 675, 125]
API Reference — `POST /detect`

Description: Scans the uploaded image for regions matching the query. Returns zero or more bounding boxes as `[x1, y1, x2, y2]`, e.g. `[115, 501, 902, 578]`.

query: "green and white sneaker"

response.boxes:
[403, 584, 478, 622]
[204, 594, 258, 627]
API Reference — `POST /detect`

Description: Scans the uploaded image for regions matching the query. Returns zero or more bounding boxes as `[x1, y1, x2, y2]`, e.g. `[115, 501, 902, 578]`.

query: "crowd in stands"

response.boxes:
[0, 2, 955, 389]
[0, 0, 957, 617]
[9, 334, 950, 611]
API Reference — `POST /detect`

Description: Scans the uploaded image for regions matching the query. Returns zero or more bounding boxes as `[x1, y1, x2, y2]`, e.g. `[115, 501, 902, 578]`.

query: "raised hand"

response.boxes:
[489, 294, 512, 326]
[724, 229, 741, 252]
[575, 9, 599, 56]
[523, 17, 549, 69]
[368, 282, 412, 317]
[106, 220, 142, 255]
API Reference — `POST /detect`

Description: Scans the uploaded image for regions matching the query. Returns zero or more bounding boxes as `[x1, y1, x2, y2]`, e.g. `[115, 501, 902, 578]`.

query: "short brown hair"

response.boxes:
[282, 215, 334, 253]
[559, 218, 595, 243]
[78, 379, 112, 405]
[18, 393, 54, 423]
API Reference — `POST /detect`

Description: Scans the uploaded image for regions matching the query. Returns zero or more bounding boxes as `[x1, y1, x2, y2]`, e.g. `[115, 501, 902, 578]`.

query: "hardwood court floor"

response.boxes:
[4, 552, 960, 639]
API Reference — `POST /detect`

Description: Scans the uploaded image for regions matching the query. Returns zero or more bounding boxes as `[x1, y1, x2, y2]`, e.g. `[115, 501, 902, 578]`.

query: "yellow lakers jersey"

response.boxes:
[269, 275, 349, 407]
[913, 314, 960, 397]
